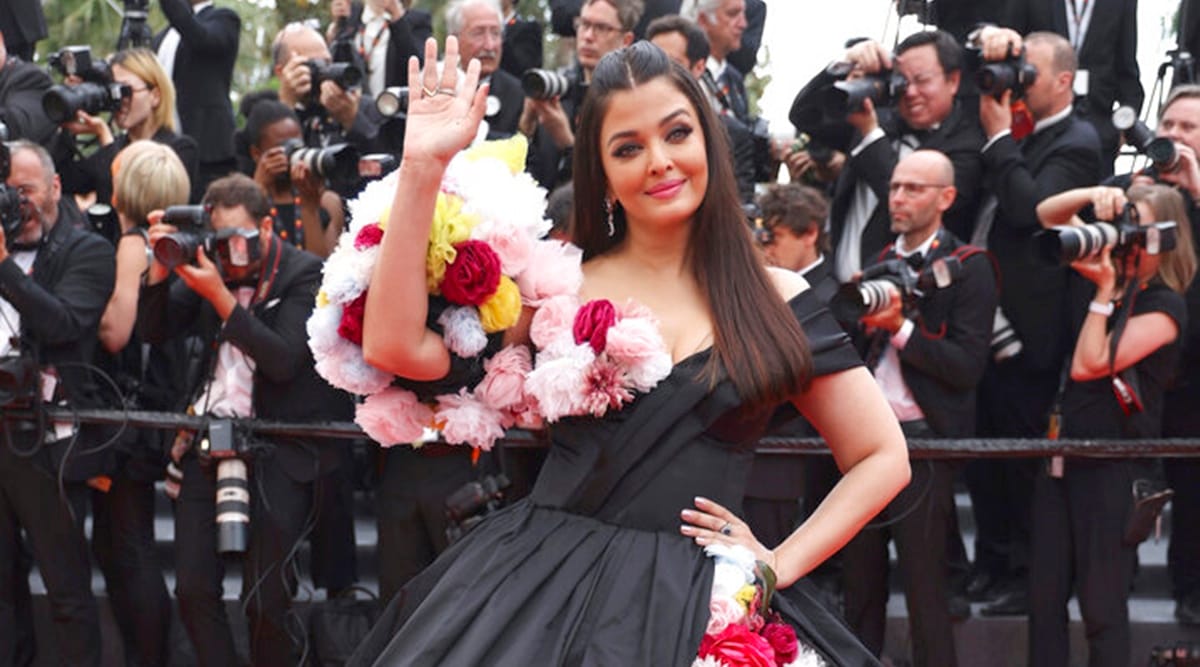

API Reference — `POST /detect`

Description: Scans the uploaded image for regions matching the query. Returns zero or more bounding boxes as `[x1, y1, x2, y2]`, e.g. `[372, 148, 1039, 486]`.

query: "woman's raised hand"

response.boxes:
[402, 36, 489, 167]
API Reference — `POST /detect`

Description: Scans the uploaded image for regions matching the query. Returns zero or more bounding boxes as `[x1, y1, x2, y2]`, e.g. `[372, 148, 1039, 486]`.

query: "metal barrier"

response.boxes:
[11, 407, 1200, 458]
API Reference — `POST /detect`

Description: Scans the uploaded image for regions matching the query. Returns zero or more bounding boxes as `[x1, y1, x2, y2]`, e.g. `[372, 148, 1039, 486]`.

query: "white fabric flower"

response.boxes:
[438, 306, 489, 358]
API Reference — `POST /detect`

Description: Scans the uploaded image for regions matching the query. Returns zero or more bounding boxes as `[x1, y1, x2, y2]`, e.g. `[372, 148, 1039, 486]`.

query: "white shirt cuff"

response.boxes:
[890, 319, 915, 350]
[851, 127, 886, 157]
[982, 129, 1011, 154]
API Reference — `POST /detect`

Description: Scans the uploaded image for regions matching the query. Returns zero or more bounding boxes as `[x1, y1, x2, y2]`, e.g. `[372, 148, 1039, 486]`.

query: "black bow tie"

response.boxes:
[8, 242, 40, 253]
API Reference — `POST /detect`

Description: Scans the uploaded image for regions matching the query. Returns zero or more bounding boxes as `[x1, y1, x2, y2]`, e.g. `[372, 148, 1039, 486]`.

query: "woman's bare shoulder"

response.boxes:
[766, 266, 811, 303]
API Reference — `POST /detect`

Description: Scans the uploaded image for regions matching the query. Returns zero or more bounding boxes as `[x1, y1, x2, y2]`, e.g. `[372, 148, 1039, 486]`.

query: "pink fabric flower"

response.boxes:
[355, 388, 433, 446]
[698, 624, 776, 667]
[337, 291, 368, 345]
[529, 294, 580, 350]
[706, 596, 747, 636]
[573, 299, 618, 354]
[516, 240, 583, 307]
[476, 345, 532, 411]
[761, 623, 799, 667]
[471, 219, 534, 277]
[524, 344, 593, 421]
[354, 223, 384, 250]
[442, 240, 502, 306]
[605, 317, 673, 391]
[579, 355, 634, 416]
[435, 389, 506, 450]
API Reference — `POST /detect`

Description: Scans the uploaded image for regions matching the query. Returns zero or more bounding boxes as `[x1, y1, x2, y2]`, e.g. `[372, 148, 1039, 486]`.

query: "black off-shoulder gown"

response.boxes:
[350, 289, 881, 667]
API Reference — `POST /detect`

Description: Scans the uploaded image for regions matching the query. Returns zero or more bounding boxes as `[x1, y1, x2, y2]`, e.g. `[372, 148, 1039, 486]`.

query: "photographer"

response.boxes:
[245, 99, 345, 258]
[154, 0, 240, 192]
[327, 0, 431, 98]
[838, 150, 995, 667]
[964, 28, 1103, 614]
[1109, 84, 1200, 627]
[791, 30, 985, 284]
[1031, 183, 1196, 667]
[137, 174, 354, 666]
[520, 0, 642, 190]
[92, 140, 191, 667]
[681, 0, 750, 124]
[51, 48, 200, 212]
[448, 0, 523, 139]
[0, 140, 115, 666]
[0, 29, 54, 145]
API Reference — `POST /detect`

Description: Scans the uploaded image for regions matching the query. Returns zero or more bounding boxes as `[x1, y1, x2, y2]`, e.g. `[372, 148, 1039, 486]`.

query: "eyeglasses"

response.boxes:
[888, 181, 950, 196]
[574, 16, 622, 38]
[464, 26, 502, 41]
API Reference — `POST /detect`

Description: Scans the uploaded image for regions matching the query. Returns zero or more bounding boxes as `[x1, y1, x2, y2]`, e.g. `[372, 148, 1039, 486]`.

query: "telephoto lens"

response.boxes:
[990, 308, 1023, 362]
[1036, 223, 1119, 263]
[42, 82, 127, 124]
[1112, 106, 1179, 171]
[215, 458, 250, 554]
[831, 279, 895, 322]
[521, 68, 571, 100]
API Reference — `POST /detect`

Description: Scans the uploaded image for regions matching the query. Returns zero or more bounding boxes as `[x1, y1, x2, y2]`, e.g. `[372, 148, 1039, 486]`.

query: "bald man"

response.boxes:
[839, 151, 997, 666]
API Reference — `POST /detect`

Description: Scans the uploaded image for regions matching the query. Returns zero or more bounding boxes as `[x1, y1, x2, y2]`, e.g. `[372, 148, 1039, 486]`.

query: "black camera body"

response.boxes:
[153, 205, 263, 275]
[822, 69, 908, 116]
[0, 142, 24, 245]
[1112, 106, 1179, 171]
[444, 473, 510, 544]
[42, 49, 128, 125]
[967, 47, 1038, 100]
[1037, 205, 1179, 264]
[280, 137, 362, 188]
[307, 60, 363, 92]
[831, 255, 964, 322]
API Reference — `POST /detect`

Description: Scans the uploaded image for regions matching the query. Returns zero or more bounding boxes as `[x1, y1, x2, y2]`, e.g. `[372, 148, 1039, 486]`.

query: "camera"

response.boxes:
[86, 203, 120, 246]
[830, 255, 963, 322]
[820, 69, 908, 116]
[117, 0, 153, 50]
[47, 46, 107, 80]
[197, 419, 252, 554]
[0, 142, 24, 246]
[444, 473, 510, 544]
[972, 50, 1038, 101]
[1148, 641, 1200, 666]
[280, 138, 361, 184]
[42, 46, 129, 125]
[990, 308, 1023, 362]
[376, 86, 409, 118]
[522, 68, 573, 100]
[307, 60, 363, 91]
[1037, 207, 1179, 264]
[358, 153, 398, 180]
[153, 205, 263, 274]
[0, 354, 40, 410]
[1112, 106, 1179, 172]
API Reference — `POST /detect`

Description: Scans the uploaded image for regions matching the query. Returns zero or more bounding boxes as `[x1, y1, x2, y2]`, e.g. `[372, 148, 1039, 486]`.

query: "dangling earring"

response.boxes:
[604, 197, 615, 237]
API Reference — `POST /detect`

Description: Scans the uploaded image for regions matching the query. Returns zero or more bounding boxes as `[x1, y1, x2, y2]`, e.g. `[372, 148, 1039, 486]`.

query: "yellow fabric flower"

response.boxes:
[376, 205, 391, 231]
[316, 290, 330, 308]
[427, 192, 477, 293]
[465, 134, 528, 174]
[734, 584, 757, 612]
[478, 276, 521, 333]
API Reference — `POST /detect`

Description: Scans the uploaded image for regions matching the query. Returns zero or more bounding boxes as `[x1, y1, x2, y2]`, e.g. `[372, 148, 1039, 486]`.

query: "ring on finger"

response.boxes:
[719, 521, 733, 537]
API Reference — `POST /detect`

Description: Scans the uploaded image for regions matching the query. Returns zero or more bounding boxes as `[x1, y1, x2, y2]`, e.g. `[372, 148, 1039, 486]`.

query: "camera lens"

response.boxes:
[521, 69, 570, 100]
[831, 279, 893, 321]
[1037, 222, 1119, 263]
[153, 232, 201, 270]
[215, 459, 250, 554]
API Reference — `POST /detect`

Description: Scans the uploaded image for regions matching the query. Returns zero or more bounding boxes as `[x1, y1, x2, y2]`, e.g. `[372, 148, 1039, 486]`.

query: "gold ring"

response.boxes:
[421, 84, 438, 97]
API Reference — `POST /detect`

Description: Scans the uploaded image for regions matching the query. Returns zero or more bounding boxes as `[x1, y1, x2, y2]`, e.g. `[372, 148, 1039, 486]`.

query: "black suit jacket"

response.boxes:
[154, 0, 240, 165]
[0, 0, 47, 54]
[726, 0, 766, 78]
[137, 239, 353, 481]
[0, 218, 115, 479]
[485, 69, 525, 140]
[827, 102, 985, 277]
[53, 128, 200, 206]
[331, 3, 431, 94]
[865, 231, 997, 437]
[1004, 0, 1143, 157]
[0, 56, 54, 144]
[980, 112, 1101, 372]
[500, 15, 544, 79]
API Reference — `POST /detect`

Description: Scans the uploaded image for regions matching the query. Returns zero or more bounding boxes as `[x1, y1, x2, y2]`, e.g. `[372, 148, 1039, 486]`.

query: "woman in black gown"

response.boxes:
[352, 38, 911, 666]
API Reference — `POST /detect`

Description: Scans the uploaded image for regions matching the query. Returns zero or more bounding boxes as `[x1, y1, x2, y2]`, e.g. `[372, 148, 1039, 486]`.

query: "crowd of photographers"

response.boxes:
[0, 0, 1199, 665]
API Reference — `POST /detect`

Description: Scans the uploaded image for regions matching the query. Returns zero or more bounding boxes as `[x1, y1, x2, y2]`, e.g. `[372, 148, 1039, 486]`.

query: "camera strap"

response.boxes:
[1107, 274, 1144, 416]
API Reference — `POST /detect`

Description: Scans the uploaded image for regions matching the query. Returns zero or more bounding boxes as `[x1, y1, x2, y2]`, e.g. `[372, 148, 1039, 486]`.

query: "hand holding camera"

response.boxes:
[520, 96, 574, 148]
[858, 283, 905, 333]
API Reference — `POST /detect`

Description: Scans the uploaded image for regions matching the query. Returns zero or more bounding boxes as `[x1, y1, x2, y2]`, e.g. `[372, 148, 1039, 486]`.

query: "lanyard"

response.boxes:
[1066, 0, 1095, 51]
[356, 17, 388, 78]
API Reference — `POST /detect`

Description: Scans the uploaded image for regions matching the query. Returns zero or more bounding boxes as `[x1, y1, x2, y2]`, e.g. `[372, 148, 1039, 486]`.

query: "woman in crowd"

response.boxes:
[350, 37, 909, 666]
[54, 48, 199, 209]
[1031, 183, 1197, 667]
[243, 98, 345, 257]
[94, 140, 192, 667]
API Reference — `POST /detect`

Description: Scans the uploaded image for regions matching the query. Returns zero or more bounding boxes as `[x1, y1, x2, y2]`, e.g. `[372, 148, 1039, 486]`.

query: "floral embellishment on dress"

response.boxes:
[695, 544, 828, 667]
[307, 136, 582, 450]
[524, 296, 673, 422]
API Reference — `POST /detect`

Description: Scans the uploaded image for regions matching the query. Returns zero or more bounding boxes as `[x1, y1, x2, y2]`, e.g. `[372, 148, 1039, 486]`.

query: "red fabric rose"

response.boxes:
[338, 291, 368, 345]
[441, 240, 502, 306]
[761, 623, 799, 666]
[572, 299, 617, 354]
[698, 623, 776, 667]
[354, 223, 384, 250]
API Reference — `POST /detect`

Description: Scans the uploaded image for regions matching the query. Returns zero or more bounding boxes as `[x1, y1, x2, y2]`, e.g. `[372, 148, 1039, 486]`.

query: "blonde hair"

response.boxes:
[111, 49, 178, 133]
[1127, 184, 1198, 294]
[113, 141, 190, 226]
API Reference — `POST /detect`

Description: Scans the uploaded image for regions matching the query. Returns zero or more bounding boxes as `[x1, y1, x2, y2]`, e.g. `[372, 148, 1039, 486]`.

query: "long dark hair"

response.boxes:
[572, 42, 813, 406]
